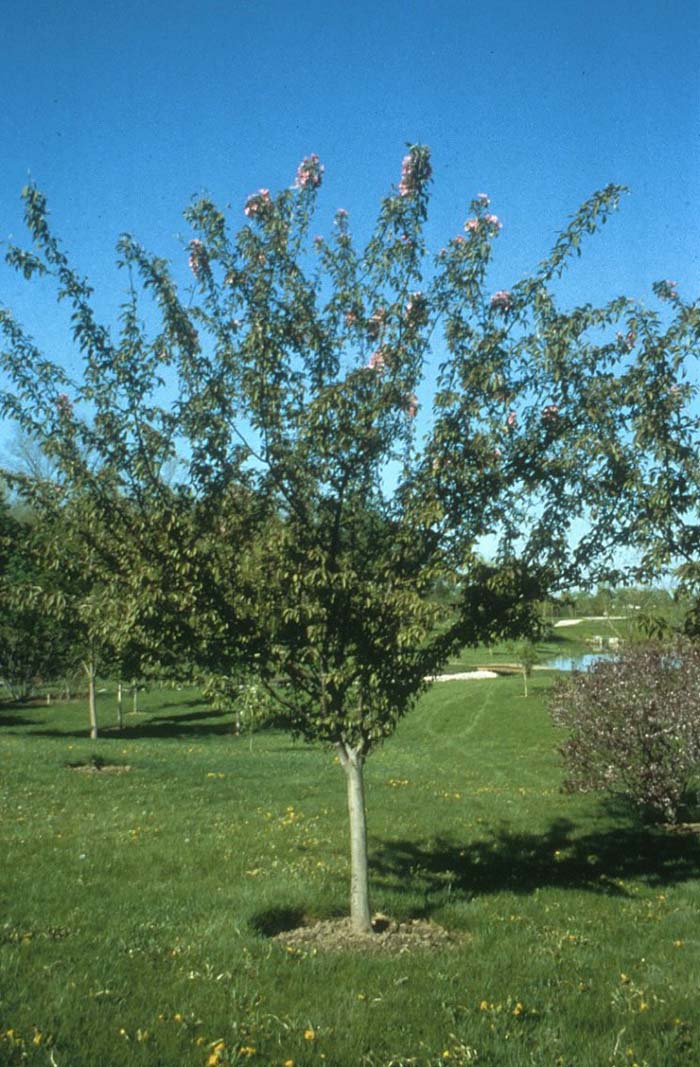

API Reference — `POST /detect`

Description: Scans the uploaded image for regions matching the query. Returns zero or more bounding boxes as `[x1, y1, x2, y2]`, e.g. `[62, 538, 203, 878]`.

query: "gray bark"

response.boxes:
[337, 742, 372, 934]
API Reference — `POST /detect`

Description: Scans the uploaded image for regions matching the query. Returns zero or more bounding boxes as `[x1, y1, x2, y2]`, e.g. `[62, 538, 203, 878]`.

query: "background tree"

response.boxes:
[512, 638, 539, 697]
[0, 496, 71, 701]
[1, 148, 695, 931]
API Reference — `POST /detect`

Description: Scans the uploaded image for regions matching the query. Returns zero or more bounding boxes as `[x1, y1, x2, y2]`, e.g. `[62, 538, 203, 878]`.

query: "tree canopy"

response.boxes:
[1, 146, 697, 929]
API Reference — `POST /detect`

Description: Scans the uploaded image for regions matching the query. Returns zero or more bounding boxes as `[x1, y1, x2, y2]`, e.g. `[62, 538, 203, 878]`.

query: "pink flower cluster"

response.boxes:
[188, 239, 209, 278]
[542, 403, 560, 421]
[405, 291, 428, 325]
[399, 147, 432, 198]
[491, 290, 512, 312]
[485, 214, 502, 230]
[465, 218, 479, 233]
[506, 410, 517, 428]
[367, 348, 386, 372]
[477, 193, 490, 205]
[367, 307, 387, 340]
[295, 154, 324, 190]
[244, 188, 272, 219]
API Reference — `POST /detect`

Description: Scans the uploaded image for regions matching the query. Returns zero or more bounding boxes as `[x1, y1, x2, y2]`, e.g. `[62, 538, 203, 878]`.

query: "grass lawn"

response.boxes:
[0, 658, 698, 1066]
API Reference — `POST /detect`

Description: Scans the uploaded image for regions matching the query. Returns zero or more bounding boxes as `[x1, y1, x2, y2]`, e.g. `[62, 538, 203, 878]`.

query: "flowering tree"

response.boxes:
[0, 147, 695, 930]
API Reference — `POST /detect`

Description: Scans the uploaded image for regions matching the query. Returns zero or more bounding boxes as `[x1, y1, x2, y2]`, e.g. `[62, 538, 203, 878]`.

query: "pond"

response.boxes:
[541, 652, 615, 672]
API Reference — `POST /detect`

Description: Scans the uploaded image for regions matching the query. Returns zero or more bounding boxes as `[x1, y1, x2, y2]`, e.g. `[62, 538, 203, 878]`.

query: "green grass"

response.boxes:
[1, 667, 698, 1066]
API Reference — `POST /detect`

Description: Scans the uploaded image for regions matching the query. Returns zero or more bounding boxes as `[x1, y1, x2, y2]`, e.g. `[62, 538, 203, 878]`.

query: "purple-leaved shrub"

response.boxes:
[549, 641, 700, 823]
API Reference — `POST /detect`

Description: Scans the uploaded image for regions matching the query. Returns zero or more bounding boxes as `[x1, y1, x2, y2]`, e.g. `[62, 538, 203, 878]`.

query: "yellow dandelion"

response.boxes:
[173, 1012, 183, 1023]
[479, 1000, 489, 1011]
[239, 1046, 256, 1055]
[284, 1061, 295, 1067]
[304, 1028, 316, 1041]
[32, 1032, 43, 1046]
[512, 1002, 523, 1016]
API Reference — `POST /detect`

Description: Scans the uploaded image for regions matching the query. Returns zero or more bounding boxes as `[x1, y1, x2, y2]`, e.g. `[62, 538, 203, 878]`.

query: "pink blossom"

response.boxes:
[465, 218, 479, 233]
[398, 146, 432, 197]
[188, 239, 209, 278]
[485, 214, 502, 231]
[493, 447, 503, 460]
[542, 403, 560, 420]
[295, 154, 324, 190]
[506, 411, 517, 428]
[477, 193, 490, 205]
[491, 290, 512, 312]
[244, 188, 272, 218]
[452, 235, 466, 245]
[368, 349, 386, 372]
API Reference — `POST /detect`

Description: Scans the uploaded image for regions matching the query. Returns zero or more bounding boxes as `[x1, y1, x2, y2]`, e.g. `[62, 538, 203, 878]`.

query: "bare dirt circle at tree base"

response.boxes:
[273, 915, 466, 954]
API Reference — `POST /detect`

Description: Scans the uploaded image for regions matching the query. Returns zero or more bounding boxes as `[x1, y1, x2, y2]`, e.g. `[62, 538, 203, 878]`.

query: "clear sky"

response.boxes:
[1, 0, 698, 386]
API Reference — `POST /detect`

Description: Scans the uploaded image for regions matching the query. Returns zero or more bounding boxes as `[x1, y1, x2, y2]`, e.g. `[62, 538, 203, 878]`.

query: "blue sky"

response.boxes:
[1, 0, 698, 392]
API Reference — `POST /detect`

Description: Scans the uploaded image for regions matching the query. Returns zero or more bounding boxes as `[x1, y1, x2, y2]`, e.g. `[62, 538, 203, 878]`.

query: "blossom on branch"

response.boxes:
[188, 239, 209, 279]
[398, 145, 432, 198]
[491, 290, 512, 312]
[244, 189, 272, 219]
[295, 154, 324, 190]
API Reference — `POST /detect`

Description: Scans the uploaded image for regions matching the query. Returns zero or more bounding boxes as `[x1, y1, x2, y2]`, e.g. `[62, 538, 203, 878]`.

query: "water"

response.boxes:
[542, 652, 613, 672]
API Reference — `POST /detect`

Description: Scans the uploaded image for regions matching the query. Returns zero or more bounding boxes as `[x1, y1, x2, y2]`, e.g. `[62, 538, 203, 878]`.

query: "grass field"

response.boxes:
[1, 637, 698, 1066]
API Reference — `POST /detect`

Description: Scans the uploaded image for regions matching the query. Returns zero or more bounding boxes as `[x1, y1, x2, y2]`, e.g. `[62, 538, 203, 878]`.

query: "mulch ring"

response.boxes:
[67, 758, 131, 775]
[273, 915, 466, 955]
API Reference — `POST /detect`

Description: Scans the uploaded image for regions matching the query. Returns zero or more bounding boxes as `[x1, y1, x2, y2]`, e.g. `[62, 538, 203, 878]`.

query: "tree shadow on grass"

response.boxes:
[27, 708, 237, 740]
[0, 712, 42, 727]
[249, 905, 309, 937]
[370, 816, 700, 913]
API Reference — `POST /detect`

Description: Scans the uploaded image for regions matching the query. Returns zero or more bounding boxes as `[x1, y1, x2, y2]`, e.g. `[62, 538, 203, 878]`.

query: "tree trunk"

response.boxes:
[132, 681, 138, 714]
[522, 668, 528, 698]
[337, 743, 372, 934]
[83, 659, 98, 740]
[117, 681, 124, 730]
